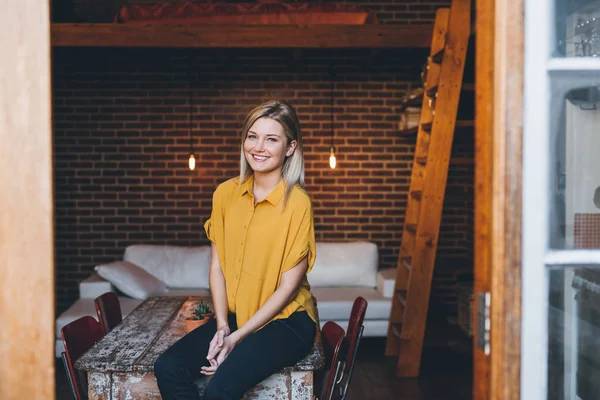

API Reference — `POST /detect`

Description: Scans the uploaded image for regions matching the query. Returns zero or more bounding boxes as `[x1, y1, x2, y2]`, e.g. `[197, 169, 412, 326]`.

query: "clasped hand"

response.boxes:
[201, 325, 239, 376]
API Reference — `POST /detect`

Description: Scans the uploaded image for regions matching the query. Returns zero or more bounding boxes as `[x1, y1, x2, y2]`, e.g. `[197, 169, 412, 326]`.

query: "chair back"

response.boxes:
[320, 321, 349, 400]
[61, 316, 103, 400]
[94, 292, 122, 335]
[340, 296, 368, 399]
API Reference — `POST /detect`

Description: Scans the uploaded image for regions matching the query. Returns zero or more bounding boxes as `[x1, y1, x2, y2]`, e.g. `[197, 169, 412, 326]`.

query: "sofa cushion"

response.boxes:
[308, 242, 378, 288]
[95, 261, 167, 300]
[79, 272, 115, 299]
[376, 268, 396, 298]
[124, 245, 211, 289]
[311, 287, 391, 320]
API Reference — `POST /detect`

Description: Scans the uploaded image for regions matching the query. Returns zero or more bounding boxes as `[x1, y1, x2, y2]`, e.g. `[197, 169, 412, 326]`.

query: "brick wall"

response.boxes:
[53, 45, 473, 316]
[52, 0, 473, 317]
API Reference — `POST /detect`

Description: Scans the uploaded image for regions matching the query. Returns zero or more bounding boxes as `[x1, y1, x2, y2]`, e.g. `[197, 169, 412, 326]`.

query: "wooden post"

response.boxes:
[473, 0, 494, 397]
[0, 0, 55, 399]
[490, 0, 524, 397]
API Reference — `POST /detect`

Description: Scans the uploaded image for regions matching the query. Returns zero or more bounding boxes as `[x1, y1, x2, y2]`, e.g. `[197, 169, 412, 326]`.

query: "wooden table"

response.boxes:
[76, 296, 325, 399]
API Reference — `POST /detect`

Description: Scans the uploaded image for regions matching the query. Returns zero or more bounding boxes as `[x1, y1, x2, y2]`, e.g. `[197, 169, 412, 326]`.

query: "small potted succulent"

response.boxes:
[184, 300, 214, 333]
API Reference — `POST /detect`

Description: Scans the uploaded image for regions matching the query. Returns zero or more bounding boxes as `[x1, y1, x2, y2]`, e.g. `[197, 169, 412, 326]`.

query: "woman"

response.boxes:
[154, 100, 317, 400]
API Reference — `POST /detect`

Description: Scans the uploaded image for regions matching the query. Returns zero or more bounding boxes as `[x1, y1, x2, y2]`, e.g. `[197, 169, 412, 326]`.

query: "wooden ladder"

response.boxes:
[385, 0, 471, 377]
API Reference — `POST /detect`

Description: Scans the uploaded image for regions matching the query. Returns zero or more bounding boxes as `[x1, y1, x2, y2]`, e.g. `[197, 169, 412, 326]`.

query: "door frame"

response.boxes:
[0, 0, 55, 398]
[474, 0, 524, 398]
[0, 0, 529, 398]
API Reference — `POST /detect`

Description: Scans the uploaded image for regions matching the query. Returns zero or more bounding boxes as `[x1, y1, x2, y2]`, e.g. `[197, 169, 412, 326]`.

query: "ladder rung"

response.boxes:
[426, 85, 438, 98]
[400, 246, 411, 257]
[405, 224, 417, 234]
[420, 119, 474, 134]
[431, 48, 444, 64]
[396, 290, 407, 306]
[391, 323, 403, 339]
[427, 84, 473, 99]
[398, 126, 419, 136]
[399, 89, 424, 109]
[415, 156, 427, 166]
[410, 190, 422, 201]
[401, 257, 412, 271]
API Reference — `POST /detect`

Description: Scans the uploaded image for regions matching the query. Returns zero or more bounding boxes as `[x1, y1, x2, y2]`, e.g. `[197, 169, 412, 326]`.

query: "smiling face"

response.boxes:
[243, 117, 297, 177]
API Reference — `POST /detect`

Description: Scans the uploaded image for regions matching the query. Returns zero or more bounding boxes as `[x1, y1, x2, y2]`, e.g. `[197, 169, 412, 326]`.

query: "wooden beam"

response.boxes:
[51, 23, 433, 48]
[490, 0, 523, 396]
[473, 0, 494, 397]
[1, 0, 55, 398]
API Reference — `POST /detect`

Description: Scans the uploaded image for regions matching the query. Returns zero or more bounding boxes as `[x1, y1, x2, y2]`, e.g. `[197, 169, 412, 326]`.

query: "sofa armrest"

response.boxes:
[79, 273, 115, 299]
[376, 268, 396, 298]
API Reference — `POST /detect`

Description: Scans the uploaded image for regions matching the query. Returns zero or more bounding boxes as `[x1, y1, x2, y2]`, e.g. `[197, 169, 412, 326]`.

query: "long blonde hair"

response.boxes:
[239, 100, 305, 207]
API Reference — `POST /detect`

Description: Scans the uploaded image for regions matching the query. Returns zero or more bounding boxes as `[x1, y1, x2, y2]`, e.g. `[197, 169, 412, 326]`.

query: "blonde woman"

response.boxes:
[155, 101, 317, 400]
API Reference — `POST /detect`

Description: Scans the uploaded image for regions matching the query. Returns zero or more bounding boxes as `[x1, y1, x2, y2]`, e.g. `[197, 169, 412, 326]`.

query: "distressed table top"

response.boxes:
[76, 296, 325, 373]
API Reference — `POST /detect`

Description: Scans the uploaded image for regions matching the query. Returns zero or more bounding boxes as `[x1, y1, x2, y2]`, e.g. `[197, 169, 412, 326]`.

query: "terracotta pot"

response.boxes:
[184, 313, 214, 333]
[185, 316, 208, 332]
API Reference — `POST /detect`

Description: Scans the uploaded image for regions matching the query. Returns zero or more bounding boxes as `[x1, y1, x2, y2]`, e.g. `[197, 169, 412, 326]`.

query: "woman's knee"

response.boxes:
[203, 377, 239, 400]
[154, 350, 181, 380]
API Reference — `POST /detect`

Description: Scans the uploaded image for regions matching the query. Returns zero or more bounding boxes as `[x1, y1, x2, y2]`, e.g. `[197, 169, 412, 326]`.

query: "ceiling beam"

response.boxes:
[51, 23, 433, 48]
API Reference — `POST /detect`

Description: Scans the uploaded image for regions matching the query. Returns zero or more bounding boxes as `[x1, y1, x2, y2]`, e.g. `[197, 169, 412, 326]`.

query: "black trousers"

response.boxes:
[154, 311, 316, 400]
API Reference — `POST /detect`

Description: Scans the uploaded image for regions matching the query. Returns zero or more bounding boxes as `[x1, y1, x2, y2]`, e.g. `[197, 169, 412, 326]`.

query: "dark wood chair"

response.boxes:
[319, 321, 349, 400]
[61, 316, 103, 400]
[340, 296, 368, 400]
[94, 291, 122, 335]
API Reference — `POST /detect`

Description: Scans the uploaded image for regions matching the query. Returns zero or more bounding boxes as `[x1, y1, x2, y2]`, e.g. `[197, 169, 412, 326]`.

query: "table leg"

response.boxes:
[112, 372, 160, 399]
[88, 372, 111, 400]
[291, 371, 314, 400]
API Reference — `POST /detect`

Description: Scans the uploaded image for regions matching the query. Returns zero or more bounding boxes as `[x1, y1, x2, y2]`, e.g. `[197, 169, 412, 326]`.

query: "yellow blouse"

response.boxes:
[204, 175, 317, 329]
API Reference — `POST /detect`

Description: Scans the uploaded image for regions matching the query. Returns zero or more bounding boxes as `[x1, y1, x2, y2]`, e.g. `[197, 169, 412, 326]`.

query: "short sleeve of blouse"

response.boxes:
[204, 184, 226, 244]
[281, 200, 316, 274]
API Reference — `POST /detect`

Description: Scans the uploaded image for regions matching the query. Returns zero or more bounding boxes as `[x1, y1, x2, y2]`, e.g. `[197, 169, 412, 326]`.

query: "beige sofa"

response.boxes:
[54, 241, 395, 357]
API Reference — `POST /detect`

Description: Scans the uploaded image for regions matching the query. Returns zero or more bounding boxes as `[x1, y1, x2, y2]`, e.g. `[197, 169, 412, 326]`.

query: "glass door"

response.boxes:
[523, 0, 600, 399]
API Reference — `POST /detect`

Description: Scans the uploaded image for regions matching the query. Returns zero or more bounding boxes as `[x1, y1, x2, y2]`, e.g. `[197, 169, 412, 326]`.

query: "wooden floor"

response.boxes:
[56, 337, 472, 399]
[346, 338, 472, 400]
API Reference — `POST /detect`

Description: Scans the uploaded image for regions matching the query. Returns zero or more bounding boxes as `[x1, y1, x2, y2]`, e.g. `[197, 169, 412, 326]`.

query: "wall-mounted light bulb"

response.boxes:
[329, 146, 337, 169]
[188, 153, 196, 171]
